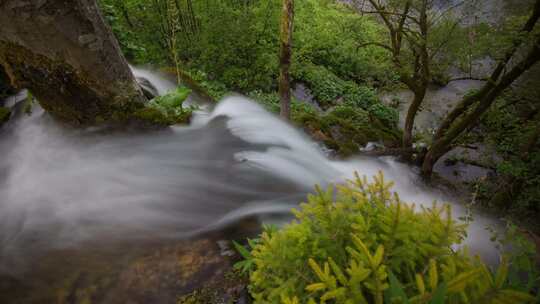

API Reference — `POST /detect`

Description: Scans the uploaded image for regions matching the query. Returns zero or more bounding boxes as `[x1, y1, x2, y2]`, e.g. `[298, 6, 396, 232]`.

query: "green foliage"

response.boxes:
[133, 106, 172, 126]
[477, 90, 540, 225]
[0, 106, 11, 125]
[293, 0, 394, 85]
[183, 69, 229, 101]
[293, 64, 382, 110]
[233, 239, 258, 275]
[142, 86, 195, 124]
[246, 90, 318, 120]
[246, 172, 538, 303]
[293, 64, 347, 107]
[99, 0, 394, 94]
[368, 103, 399, 127]
[246, 91, 400, 156]
[152, 86, 191, 108]
[324, 105, 401, 153]
[342, 84, 378, 109]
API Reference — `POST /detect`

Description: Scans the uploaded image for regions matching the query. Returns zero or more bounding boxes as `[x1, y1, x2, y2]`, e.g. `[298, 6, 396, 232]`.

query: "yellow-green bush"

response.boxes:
[242, 173, 538, 304]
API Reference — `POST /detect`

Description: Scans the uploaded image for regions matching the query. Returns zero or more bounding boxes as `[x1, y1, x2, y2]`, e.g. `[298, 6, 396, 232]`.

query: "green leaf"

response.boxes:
[495, 257, 509, 289]
[385, 272, 410, 304]
[232, 240, 251, 259]
[152, 86, 191, 108]
[429, 283, 447, 304]
[447, 269, 481, 293]
[429, 259, 438, 291]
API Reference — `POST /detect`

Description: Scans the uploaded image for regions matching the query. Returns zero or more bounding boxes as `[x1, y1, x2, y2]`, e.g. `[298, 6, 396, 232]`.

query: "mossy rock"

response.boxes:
[176, 270, 248, 304]
[132, 107, 174, 126]
[299, 105, 400, 156]
[130, 86, 194, 127]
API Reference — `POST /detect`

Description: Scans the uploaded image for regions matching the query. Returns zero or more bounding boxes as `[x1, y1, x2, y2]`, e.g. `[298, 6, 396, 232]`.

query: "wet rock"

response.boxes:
[103, 238, 244, 304]
[1, 234, 249, 304]
[434, 144, 500, 184]
[292, 82, 322, 112]
[217, 240, 235, 257]
[136, 77, 159, 100]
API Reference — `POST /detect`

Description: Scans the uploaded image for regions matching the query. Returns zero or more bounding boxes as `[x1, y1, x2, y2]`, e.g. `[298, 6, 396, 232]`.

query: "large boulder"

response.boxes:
[0, 0, 146, 126]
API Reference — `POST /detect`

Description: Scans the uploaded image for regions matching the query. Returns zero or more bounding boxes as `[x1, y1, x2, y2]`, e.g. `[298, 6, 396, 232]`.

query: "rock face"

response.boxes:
[0, 236, 249, 304]
[0, 0, 146, 125]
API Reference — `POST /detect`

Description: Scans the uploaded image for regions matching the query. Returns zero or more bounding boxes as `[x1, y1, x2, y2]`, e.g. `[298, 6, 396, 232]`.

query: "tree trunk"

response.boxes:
[403, 87, 426, 149]
[421, 35, 540, 177]
[0, 0, 146, 126]
[279, 0, 294, 120]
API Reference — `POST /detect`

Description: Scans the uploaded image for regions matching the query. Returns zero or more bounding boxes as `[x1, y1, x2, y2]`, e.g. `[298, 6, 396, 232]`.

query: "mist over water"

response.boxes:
[0, 69, 502, 273]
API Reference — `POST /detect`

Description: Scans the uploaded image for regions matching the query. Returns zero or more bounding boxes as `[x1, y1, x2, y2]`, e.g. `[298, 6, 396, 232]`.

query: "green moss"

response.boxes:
[0, 107, 11, 125]
[247, 90, 400, 156]
[163, 67, 228, 102]
[132, 107, 173, 126]
[143, 86, 194, 125]
[177, 288, 218, 304]
[293, 64, 345, 108]
[309, 105, 400, 156]
[368, 102, 399, 127]
[176, 270, 247, 304]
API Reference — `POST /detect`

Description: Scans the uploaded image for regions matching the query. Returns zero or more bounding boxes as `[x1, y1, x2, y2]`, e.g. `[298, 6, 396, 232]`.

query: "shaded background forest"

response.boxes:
[94, 0, 540, 230]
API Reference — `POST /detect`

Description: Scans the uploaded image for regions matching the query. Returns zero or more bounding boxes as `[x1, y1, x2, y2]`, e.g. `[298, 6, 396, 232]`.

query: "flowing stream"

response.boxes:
[0, 69, 504, 293]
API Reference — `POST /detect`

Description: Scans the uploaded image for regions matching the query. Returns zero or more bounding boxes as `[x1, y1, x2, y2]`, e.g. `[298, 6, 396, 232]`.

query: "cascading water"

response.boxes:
[0, 68, 502, 275]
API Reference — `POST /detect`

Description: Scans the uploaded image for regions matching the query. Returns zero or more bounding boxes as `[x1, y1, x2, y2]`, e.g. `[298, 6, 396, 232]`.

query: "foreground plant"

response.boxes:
[238, 172, 539, 303]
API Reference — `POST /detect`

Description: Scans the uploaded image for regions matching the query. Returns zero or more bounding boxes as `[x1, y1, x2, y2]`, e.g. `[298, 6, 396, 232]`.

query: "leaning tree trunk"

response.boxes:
[402, 87, 426, 150]
[0, 0, 146, 126]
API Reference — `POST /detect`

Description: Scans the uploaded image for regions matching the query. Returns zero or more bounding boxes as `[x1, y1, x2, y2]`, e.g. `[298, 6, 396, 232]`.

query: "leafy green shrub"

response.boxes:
[145, 86, 195, 124]
[342, 83, 378, 109]
[294, 63, 386, 114]
[151, 86, 191, 108]
[294, 64, 346, 108]
[241, 173, 538, 304]
[245, 92, 401, 156]
[293, 0, 394, 85]
[184, 69, 229, 101]
[368, 103, 399, 127]
[328, 105, 370, 124]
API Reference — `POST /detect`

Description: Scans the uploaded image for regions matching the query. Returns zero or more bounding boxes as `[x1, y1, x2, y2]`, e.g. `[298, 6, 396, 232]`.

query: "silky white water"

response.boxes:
[0, 69, 502, 273]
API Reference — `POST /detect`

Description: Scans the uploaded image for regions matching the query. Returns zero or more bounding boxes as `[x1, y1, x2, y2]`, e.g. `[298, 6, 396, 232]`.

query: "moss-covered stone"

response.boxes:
[0, 40, 145, 127]
[294, 105, 401, 156]
[131, 86, 195, 127]
[132, 107, 174, 126]
[176, 270, 248, 304]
